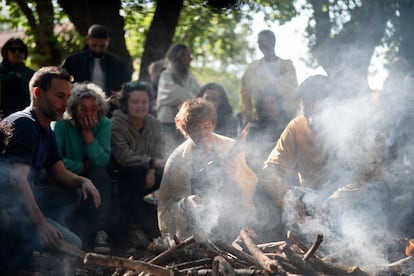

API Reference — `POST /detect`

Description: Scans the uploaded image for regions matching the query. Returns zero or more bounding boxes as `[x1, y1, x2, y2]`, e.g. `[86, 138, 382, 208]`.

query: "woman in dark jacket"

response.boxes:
[0, 38, 35, 116]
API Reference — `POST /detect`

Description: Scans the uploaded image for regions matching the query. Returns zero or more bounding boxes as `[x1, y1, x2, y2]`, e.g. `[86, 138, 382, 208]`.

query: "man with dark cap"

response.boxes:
[61, 24, 131, 116]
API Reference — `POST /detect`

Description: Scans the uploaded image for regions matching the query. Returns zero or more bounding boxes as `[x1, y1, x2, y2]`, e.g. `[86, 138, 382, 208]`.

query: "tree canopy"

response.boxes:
[0, 0, 412, 102]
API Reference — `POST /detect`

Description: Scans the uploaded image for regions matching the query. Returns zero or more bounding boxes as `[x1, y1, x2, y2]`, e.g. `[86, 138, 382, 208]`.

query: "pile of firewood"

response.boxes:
[80, 227, 414, 275]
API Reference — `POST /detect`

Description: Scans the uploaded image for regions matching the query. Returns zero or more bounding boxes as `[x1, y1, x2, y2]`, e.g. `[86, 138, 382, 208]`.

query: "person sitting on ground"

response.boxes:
[110, 81, 165, 248]
[196, 82, 239, 138]
[0, 37, 35, 117]
[244, 85, 291, 173]
[156, 43, 200, 156]
[0, 66, 100, 268]
[51, 82, 112, 253]
[157, 98, 257, 242]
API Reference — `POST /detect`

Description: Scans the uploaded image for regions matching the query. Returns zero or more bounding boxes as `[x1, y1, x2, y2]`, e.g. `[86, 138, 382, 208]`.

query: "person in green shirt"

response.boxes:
[52, 82, 112, 253]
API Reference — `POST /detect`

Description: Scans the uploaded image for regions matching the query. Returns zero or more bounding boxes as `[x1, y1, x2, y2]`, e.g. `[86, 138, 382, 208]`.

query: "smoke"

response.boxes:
[274, 70, 414, 269]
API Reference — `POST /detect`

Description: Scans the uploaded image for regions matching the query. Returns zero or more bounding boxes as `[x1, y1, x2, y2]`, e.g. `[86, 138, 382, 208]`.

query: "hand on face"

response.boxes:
[76, 97, 99, 130]
[78, 113, 98, 130]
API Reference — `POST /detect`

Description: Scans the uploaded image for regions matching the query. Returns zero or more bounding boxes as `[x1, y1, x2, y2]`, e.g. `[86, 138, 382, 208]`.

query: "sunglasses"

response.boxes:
[9, 47, 25, 53]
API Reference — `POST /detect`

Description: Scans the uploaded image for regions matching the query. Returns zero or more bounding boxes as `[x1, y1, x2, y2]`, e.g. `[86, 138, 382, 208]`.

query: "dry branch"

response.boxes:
[303, 234, 323, 261]
[214, 240, 259, 267]
[212, 255, 236, 276]
[148, 235, 196, 265]
[239, 227, 285, 274]
[286, 230, 309, 253]
[84, 253, 172, 276]
[257, 241, 287, 253]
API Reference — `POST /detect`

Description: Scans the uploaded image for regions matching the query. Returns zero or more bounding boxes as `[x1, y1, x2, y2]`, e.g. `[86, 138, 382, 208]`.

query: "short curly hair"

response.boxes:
[65, 82, 109, 120]
[175, 98, 216, 137]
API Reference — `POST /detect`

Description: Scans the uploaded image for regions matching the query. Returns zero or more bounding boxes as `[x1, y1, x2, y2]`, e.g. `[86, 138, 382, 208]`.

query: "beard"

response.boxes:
[90, 50, 104, 58]
[39, 98, 64, 121]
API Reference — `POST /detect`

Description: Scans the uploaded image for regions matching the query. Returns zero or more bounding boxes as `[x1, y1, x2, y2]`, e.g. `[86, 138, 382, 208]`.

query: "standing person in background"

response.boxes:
[239, 29, 298, 125]
[111, 81, 165, 249]
[148, 59, 165, 115]
[196, 82, 239, 138]
[0, 38, 35, 117]
[52, 82, 112, 253]
[61, 24, 131, 117]
[156, 43, 200, 156]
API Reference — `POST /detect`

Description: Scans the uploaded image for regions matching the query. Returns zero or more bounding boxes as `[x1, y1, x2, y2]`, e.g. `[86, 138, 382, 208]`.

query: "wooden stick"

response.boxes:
[84, 253, 172, 276]
[58, 239, 86, 258]
[286, 230, 309, 253]
[383, 255, 413, 271]
[212, 255, 236, 276]
[282, 244, 320, 276]
[307, 256, 371, 275]
[214, 240, 259, 267]
[303, 234, 323, 261]
[190, 268, 263, 275]
[166, 258, 212, 270]
[257, 241, 287, 253]
[148, 235, 196, 265]
[239, 227, 285, 274]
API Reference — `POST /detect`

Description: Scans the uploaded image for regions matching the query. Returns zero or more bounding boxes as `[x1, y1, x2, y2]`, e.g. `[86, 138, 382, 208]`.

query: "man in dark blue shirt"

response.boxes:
[0, 66, 101, 267]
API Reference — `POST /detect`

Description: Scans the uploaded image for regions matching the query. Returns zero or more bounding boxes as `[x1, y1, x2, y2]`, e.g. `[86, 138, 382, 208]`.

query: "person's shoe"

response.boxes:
[129, 228, 151, 249]
[93, 230, 111, 254]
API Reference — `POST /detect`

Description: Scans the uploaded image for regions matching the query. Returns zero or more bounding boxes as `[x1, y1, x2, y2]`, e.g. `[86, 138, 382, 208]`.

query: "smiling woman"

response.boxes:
[110, 81, 166, 247]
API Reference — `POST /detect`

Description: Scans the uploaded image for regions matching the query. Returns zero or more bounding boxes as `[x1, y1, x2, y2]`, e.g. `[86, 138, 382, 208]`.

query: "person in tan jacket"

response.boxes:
[260, 75, 330, 229]
[157, 98, 257, 242]
[239, 30, 298, 125]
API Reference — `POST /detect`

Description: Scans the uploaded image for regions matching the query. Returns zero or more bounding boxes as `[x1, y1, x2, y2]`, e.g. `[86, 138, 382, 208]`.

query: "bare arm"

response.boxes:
[49, 161, 101, 208]
[10, 163, 64, 248]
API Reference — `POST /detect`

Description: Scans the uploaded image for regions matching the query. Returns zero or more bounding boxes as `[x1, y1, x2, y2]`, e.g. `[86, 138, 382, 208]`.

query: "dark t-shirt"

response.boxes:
[3, 106, 62, 183]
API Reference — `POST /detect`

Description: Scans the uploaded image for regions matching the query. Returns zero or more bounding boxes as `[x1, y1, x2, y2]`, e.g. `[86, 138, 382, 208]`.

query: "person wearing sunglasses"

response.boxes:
[0, 37, 35, 117]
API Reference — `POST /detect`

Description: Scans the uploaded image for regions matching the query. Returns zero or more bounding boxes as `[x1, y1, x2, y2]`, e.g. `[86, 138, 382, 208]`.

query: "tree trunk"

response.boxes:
[16, 0, 61, 67]
[138, 0, 184, 81]
[397, 0, 414, 72]
[311, 0, 392, 94]
[58, 0, 133, 72]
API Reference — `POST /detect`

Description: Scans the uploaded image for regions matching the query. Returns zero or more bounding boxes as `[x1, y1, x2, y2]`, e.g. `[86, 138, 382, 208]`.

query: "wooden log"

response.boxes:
[303, 234, 323, 261]
[188, 268, 263, 275]
[239, 227, 286, 274]
[166, 258, 212, 270]
[257, 241, 287, 253]
[307, 256, 371, 275]
[84, 252, 172, 276]
[286, 230, 309, 253]
[148, 235, 196, 265]
[214, 240, 259, 267]
[282, 244, 320, 276]
[212, 255, 236, 276]
[383, 255, 413, 271]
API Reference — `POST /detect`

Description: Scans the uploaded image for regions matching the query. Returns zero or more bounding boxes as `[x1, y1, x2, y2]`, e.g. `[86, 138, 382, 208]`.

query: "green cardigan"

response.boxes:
[51, 117, 112, 175]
